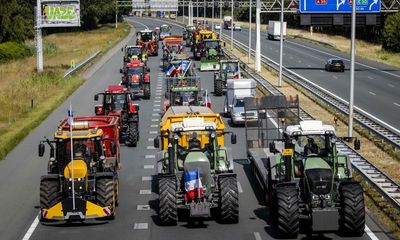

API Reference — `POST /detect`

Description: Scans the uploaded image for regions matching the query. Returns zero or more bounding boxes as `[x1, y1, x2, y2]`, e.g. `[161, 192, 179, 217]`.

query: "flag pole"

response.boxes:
[69, 103, 76, 210]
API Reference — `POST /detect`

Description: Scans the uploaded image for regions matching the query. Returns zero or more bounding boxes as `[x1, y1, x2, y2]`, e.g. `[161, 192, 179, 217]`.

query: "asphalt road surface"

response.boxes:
[0, 17, 391, 240]
[214, 22, 400, 130]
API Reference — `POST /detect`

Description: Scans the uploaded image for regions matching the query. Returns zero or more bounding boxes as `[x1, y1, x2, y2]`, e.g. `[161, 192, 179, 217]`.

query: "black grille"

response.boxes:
[306, 169, 333, 195]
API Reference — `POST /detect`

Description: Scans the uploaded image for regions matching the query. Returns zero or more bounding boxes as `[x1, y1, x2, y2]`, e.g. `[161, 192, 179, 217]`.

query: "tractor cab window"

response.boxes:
[204, 41, 219, 49]
[292, 135, 333, 158]
[140, 32, 152, 42]
[160, 25, 170, 33]
[127, 47, 141, 56]
[58, 138, 103, 166]
[105, 94, 126, 111]
[127, 67, 144, 76]
[173, 91, 198, 106]
[222, 62, 237, 73]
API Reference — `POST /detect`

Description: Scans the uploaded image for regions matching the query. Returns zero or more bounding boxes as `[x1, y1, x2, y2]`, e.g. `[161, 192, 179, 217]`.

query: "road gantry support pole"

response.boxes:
[348, 0, 356, 138]
[255, 0, 261, 72]
[230, 0, 233, 50]
[248, 0, 252, 63]
[219, 0, 222, 37]
[36, 0, 43, 73]
[278, 0, 284, 86]
[183, 0, 185, 24]
[204, 0, 206, 26]
[212, 0, 215, 31]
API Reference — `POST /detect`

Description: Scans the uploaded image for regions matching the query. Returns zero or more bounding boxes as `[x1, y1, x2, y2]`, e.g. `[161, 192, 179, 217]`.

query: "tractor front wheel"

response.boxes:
[126, 122, 139, 147]
[215, 80, 224, 96]
[158, 177, 178, 225]
[96, 178, 116, 219]
[273, 185, 299, 237]
[339, 183, 365, 236]
[144, 85, 151, 99]
[219, 176, 239, 224]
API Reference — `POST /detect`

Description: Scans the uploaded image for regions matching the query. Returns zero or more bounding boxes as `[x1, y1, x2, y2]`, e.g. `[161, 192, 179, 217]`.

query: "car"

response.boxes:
[325, 58, 345, 72]
[215, 24, 221, 30]
[233, 23, 241, 31]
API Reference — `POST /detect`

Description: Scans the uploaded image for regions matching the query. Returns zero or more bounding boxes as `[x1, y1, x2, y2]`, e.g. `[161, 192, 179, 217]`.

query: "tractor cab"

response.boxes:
[159, 24, 171, 40]
[122, 45, 146, 64]
[136, 30, 158, 56]
[200, 40, 223, 71]
[137, 30, 155, 43]
[121, 60, 151, 99]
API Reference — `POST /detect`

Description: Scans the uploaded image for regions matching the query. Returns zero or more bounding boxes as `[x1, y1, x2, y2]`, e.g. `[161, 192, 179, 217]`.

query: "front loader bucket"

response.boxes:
[200, 60, 219, 71]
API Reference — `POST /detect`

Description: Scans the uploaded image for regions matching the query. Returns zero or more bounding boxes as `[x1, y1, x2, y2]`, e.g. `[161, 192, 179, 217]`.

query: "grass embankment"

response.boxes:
[0, 23, 130, 160]
[226, 43, 400, 238]
[186, 16, 400, 68]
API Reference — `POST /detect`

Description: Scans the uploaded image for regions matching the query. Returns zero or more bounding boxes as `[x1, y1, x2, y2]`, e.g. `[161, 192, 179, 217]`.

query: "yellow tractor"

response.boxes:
[38, 116, 120, 222]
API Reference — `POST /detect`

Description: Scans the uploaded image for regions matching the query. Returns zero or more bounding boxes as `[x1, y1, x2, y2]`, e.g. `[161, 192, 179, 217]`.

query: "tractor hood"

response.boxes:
[304, 156, 333, 196]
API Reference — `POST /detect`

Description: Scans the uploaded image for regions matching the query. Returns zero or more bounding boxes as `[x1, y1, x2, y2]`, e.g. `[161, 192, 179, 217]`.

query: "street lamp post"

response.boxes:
[348, 0, 356, 137]
[204, 0, 206, 26]
[212, 0, 214, 31]
[248, 0, 252, 63]
[230, 0, 233, 50]
[219, 0, 222, 37]
[278, 0, 284, 86]
[36, 0, 43, 72]
[255, 0, 261, 72]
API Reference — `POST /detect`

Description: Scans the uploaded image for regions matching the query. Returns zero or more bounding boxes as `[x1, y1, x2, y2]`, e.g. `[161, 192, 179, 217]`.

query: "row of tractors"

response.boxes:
[155, 22, 366, 238]
[36, 28, 160, 222]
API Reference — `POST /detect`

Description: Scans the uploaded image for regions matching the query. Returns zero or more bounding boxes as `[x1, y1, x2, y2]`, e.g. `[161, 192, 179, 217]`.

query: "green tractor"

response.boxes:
[245, 95, 365, 237]
[200, 40, 224, 71]
[154, 107, 238, 225]
[213, 60, 240, 96]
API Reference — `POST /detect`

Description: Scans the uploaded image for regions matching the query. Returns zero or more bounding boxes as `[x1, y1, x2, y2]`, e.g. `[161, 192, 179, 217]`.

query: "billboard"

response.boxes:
[148, 0, 178, 11]
[41, 0, 80, 27]
[299, 0, 381, 13]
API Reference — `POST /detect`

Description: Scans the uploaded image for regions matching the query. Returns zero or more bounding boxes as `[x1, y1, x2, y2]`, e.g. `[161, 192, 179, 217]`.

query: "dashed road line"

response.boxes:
[151, 119, 159, 122]
[142, 176, 152, 181]
[137, 205, 151, 210]
[332, 75, 338, 79]
[253, 232, 262, 240]
[134, 223, 148, 230]
[149, 131, 158, 134]
[147, 146, 156, 150]
[153, 108, 160, 111]
[148, 138, 154, 141]
[394, 102, 400, 107]
[145, 155, 155, 159]
[367, 76, 374, 79]
[388, 83, 395, 88]
[154, 104, 161, 107]
[150, 124, 158, 128]
[152, 113, 159, 116]
[139, 189, 152, 195]
[144, 165, 154, 169]
[237, 181, 243, 193]
[154, 100, 161, 103]
[369, 91, 376, 96]
[155, 96, 161, 99]
[21, 215, 39, 240]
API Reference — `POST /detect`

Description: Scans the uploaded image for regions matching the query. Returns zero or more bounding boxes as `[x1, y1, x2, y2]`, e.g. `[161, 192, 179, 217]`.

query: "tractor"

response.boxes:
[136, 29, 158, 56]
[94, 85, 140, 147]
[121, 45, 147, 65]
[245, 95, 365, 237]
[162, 36, 184, 68]
[159, 24, 172, 41]
[213, 60, 240, 96]
[154, 106, 238, 225]
[38, 116, 120, 222]
[192, 30, 217, 60]
[120, 59, 151, 99]
[183, 25, 195, 47]
[200, 39, 224, 71]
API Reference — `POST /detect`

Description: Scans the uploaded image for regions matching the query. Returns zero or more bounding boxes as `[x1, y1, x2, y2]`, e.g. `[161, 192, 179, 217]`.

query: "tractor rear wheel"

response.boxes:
[273, 185, 299, 237]
[96, 178, 115, 219]
[144, 85, 151, 99]
[215, 80, 224, 96]
[40, 178, 62, 210]
[339, 183, 365, 236]
[158, 177, 178, 225]
[126, 122, 138, 147]
[219, 176, 239, 223]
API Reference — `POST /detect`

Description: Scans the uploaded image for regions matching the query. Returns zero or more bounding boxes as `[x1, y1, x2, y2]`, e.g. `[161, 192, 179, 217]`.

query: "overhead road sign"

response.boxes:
[299, 0, 381, 13]
[130, 0, 178, 11]
[41, 0, 80, 27]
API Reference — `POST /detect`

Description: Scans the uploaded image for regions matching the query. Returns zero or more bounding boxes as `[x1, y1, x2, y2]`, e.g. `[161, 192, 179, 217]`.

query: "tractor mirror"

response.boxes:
[110, 141, 117, 155]
[120, 68, 123, 74]
[94, 105, 104, 115]
[354, 139, 361, 150]
[94, 94, 99, 101]
[231, 133, 237, 144]
[38, 143, 45, 157]
[269, 142, 276, 153]
[223, 42, 226, 47]
[121, 47, 123, 52]
[146, 67, 151, 72]
[154, 137, 160, 148]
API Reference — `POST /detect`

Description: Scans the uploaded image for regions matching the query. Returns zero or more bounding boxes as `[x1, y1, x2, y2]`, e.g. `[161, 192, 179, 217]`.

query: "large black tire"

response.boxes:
[114, 176, 120, 207]
[158, 177, 177, 225]
[144, 85, 151, 99]
[126, 122, 138, 147]
[96, 178, 115, 219]
[339, 183, 365, 236]
[219, 176, 239, 224]
[40, 179, 62, 209]
[215, 80, 224, 96]
[273, 185, 299, 237]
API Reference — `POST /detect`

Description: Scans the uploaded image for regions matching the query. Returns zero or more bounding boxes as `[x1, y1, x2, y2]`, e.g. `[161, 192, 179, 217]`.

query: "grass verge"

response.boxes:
[0, 22, 131, 160]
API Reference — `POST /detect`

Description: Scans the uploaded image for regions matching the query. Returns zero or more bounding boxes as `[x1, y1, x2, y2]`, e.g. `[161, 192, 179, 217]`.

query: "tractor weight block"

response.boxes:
[189, 202, 210, 218]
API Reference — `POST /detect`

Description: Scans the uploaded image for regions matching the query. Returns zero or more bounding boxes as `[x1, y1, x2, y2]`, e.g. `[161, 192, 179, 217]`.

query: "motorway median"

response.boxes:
[0, 22, 131, 160]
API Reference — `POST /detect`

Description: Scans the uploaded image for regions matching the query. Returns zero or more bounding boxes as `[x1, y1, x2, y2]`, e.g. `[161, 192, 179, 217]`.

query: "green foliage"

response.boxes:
[0, 42, 32, 62]
[382, 13, 400, 52]
[0, 0, 34, 43]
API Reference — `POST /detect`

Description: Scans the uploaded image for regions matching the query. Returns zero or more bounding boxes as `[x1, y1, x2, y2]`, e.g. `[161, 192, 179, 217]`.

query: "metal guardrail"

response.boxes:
[63, 51, 101, 78]
[221, 35, 400, 212]
[222, 34, 400, 149]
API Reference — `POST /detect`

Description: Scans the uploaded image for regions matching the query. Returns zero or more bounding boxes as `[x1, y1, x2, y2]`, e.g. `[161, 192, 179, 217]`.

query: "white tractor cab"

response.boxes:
[224, 79, 257, 125]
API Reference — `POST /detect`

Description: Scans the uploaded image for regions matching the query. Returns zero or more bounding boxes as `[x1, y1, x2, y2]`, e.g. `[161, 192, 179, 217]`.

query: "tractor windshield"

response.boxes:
[204, 41, 219, 49]
[222, 62, 238, 73]
[140, 32, 152, 42]
[173, 131, 216, 163]
[291, 134, 334, 158]
[160, 25, 171, 33]
[172, 91, 199, 106]
[127, 47, 141, 56]
[57, 138, 103, 166]
[104, 94, 126, 111]
[127, 67, 144, 76]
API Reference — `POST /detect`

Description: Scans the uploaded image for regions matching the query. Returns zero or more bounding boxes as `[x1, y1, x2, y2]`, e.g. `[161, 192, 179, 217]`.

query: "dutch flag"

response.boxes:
[183, 169, 203, 201]
[164, 63, 176, 76]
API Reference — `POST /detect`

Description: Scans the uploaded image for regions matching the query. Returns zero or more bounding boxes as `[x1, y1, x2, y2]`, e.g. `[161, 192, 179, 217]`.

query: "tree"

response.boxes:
[382, 12, 400, 52]
[0, 0, 34, 43]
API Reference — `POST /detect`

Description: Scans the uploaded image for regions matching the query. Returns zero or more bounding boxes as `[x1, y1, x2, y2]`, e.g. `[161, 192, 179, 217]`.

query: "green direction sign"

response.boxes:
[41, 1, 80, 27]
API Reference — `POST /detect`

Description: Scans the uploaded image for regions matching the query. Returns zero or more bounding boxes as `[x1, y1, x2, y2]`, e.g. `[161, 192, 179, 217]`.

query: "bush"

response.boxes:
[382, 13, 400, 52]
[0, 42, 32, 62]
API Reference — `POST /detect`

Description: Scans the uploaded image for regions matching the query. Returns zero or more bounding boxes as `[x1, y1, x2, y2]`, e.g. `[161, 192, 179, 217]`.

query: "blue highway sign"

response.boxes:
[299, 0, 381, 13]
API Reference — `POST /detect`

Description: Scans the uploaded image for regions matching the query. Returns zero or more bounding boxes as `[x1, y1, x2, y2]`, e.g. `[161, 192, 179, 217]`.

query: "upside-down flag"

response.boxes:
[183, 169, 203, 201]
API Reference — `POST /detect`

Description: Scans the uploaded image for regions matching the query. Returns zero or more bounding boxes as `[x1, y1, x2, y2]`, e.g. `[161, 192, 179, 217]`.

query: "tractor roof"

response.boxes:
[171, 86, 199, 92]
[220, 59, 239, 63]
[126, 45, 142, 49]
[105, 85, 128, 94]
[171, 117, 217, 132]
[126, 59, 145, 67]
[285, 120, 336, 136]
[140, 29, 153, 33]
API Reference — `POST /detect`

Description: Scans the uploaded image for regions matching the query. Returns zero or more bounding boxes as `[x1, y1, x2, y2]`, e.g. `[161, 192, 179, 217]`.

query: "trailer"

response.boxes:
[267, 21, 287, 40]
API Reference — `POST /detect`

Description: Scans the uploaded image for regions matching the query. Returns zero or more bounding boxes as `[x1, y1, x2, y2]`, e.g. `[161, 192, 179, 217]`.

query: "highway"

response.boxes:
[0, 17, 390, 240]
[218, 25, 400, 130]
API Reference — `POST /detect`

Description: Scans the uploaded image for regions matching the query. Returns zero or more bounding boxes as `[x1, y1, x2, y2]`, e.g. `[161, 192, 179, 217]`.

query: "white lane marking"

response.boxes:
[308, 65, 312, 67]
[152, 113, 159, 116]
[320, 70, 324, 72]
[150, 124, 158, 128]
[253, 232, 262, 240]
[139, 189, 152, 195]
[153, 109, 159, 111]
[149, 131, 158, 134]
[22, 214, 39, 240]
[144, 165, 154, 169]
[369, 91, 376, 96]
[237, 181, 243, 193]
[145, 155, 155, 159]
[154, 100, 161, 103]
[368, 76, 374, 79]
[134, 223, 149, 229]
[137, 205, 151, 210]
[365, 225, 379, 240]
[287, 40, 400, 79]
[126, 19, 149, 30]
[142, 176, 152, 181]
[155, 93, 162, 96]
[394, 102, 400, 107]
[155, 96, 161, 99]
[147, 146, 156, 149]
[151, 119, 159, 122]
[154, 104, 161, 107]
[388, 83, 395, 87]
[332, 75, 338, 79]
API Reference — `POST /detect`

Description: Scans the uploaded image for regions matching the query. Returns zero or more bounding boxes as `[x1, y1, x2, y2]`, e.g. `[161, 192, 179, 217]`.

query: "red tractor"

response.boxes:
[120, 60, 151, 99]
[136, 29, 159, 56]
[94, 85, 140, 147]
